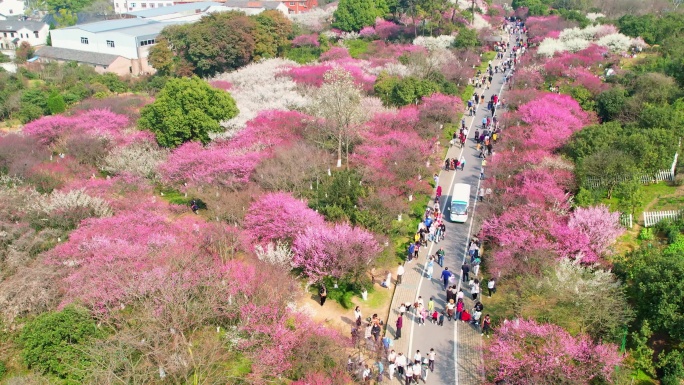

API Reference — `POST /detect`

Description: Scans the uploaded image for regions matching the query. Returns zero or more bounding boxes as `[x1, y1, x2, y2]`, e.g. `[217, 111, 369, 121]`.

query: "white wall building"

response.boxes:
[0, 0, 26, 17]
[0, 20, 48, 49]
[223, 0, 288, 15]
[47, 18, 186, 75]
[114, 0, 174, 14]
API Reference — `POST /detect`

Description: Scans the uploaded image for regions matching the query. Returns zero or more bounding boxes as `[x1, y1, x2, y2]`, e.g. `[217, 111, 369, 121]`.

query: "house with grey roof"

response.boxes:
[46, 18, 186, 75]
[34, 46, 132, 74]
[0, 19, 49, 50]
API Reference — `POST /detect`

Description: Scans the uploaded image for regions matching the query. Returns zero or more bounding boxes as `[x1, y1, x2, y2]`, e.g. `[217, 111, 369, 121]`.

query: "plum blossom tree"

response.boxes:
[210, 58, 309, 132]
[292, 222, 382, 285]
[568, 204, 624, 256]
[243, 192, 325, 247]
[486, 319, 622, 384]
[308, 67, 367, 168]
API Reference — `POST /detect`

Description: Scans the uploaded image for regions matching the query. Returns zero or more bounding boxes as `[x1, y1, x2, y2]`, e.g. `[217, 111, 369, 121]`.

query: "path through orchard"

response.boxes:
[384, 28, 518, 385]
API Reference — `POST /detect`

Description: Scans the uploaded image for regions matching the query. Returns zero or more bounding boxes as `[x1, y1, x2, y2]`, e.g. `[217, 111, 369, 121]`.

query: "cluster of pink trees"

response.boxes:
[23, 108, 152, 146]
[160, 110, 311, 188]
[353, 107, 436, 197]
[282, 59, 377, 92]
[481, 92, 621, 274]
[487, 319, 622, 384]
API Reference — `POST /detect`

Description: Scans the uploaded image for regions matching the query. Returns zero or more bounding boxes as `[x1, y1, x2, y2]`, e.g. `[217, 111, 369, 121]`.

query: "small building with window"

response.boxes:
[48, 18, 186, 75]
[0, 20, 49, 50]
[0, 0, 25, 18]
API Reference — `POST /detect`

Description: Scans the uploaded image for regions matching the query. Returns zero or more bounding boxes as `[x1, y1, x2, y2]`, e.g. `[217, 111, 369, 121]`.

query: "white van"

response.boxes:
[449, 183, 471, 223]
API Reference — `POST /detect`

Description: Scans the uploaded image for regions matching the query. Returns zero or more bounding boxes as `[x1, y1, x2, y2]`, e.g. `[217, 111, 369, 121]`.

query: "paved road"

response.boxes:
[384, 28, 517, 385]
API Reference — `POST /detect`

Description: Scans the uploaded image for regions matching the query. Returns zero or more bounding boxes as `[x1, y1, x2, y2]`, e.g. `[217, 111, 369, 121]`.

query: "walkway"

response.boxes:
[384, 28, 517, 385]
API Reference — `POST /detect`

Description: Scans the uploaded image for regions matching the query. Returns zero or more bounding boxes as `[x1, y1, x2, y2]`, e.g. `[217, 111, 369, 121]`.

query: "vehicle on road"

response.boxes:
[449, 183, 471, 223]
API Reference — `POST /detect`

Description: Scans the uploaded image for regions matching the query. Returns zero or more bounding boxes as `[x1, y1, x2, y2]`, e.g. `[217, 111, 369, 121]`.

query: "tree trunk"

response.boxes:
[337, 135, 343, 168]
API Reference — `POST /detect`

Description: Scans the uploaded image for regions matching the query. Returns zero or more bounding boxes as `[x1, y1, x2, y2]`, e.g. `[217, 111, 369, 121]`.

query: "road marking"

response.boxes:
[452, 51, 513, 385]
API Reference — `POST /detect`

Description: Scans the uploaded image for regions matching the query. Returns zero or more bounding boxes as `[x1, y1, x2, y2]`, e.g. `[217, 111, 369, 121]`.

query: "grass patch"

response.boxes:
[477, 51, 496, 72]
[364, 287, 391, 309]
[285, 46, 321, 64]
[461, 84, 475, 103]
[651, 195, 684, 211]
[345, 39, 370, 58]
[600, 182, 678, 219]
[225, 352, 252, 381]
[27, 79, 45, 88]
[154, 187, 207, 210]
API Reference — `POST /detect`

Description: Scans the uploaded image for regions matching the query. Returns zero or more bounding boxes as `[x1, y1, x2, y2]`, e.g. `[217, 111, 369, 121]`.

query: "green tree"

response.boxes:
[147, 36, 175, 76]
[615, 179, 644, 217]
[453, 27, 479, 48]
[596, 86, 627, 122]
[138, 77, 238, 147]
[624, 247, 684, 342]
[53, 8, 78, 27]
[333, 0, 378, 32]
[252, 10, 292, 60]
[20, 306, 103, 383]
[15, 41, 35, 63]
[47, 0, 93, 13]
[580, 149, 636, 198]
[658, 350, 684, 385]
[47, 90, 66, 114]
[570, 85, 595, 111]
[631, 321, 656, 377]
[150, 12, 256, 77]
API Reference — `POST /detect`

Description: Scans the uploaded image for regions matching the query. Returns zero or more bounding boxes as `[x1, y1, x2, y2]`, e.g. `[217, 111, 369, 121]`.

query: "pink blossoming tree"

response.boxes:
[243, 192, 325, 246]
[292, 222, 382, 284]
[486, 319, 622, 384]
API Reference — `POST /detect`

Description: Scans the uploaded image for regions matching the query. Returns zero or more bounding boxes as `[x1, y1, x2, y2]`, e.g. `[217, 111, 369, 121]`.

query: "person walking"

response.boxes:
[427, 297, 435, 313]
[471, 279, 480, 300]
[461, 263, 470, 283]
[396, 352, 407, 378]
[396, 313, 404, 340]
[436, 248, 445, 267]
[382, 332, 392, 353]
[388, 350, 397, 380]
[482, 314, 492, 338]
[397, 263, 405, 285]
[440, 267, 453, 290]
[354, 306, 362, 327]
[405, 363, 414, 385]
[375, 360, 384, 383]
[426, 256, 434, 279]
[319, 284, 327, 306]
[488, 278, 497, 297]
[428, 348, 436, 372]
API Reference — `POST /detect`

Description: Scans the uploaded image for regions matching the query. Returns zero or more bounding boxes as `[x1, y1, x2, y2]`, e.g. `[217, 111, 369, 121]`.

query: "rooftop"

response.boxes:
[223, 0, 282, 9]
[126, 2, 222, 18]
[60, 17, 152, 33]
[56, 18, 188, 36]
[0, 20, 47, 32]
[35, 46, 122, 66]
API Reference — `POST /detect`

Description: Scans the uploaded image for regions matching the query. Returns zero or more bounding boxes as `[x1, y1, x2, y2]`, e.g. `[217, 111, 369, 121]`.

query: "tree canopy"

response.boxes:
[138, 77, 238, 147]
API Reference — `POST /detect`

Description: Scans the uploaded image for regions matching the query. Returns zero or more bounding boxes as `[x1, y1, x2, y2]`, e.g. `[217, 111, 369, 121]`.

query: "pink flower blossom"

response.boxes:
[292, 33, 320, 48]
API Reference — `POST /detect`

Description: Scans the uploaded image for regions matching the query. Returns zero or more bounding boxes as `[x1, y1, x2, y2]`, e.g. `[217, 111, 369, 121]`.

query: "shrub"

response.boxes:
[20, 306, 103, 383]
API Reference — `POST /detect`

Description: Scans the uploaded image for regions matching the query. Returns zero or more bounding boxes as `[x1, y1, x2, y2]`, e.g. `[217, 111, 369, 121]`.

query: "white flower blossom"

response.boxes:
[36, 189, 112, 218]
[597, 33, 632, 52]
[289, 6, 336, 32]
[101, 141, 167, 179]
[340, 32, 361, 41]
[586, 12, 605, 21]
[412, 35, 456, 51]
[564, 37, 590, 52]
[254, 241, 295, 267]
[211, 58, 311, 134]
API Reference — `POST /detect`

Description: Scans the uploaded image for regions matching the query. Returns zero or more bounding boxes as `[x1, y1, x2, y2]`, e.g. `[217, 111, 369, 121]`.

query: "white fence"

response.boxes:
[584, 152, 678, 189]
[620, 213, 633, 229]
[643, 210, 683, 227]
[585, 170, 674, 189]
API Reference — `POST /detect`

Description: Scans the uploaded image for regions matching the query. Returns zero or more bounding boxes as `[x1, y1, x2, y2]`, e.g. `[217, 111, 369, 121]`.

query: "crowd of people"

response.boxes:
[343, 19, 528, 384]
